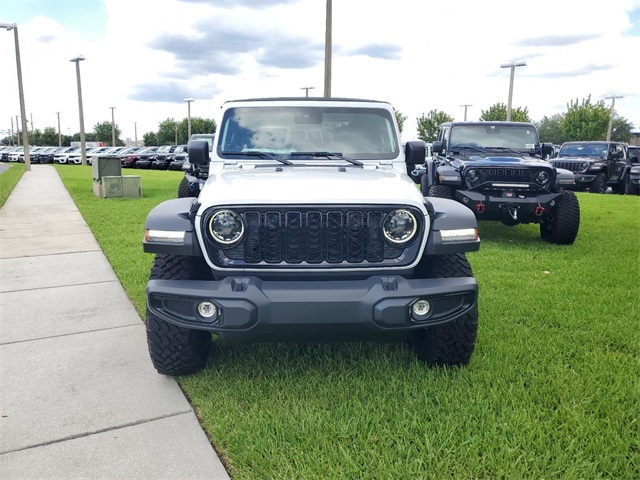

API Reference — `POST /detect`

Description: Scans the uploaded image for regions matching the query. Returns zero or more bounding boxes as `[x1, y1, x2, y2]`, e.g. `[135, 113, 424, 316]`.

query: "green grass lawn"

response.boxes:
[0, 164, 25, 207]
[56, 165, 640, 479]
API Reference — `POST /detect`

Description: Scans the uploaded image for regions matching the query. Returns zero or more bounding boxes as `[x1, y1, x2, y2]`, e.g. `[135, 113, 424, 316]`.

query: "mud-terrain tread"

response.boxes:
[427, 184, 454, 199]
[177, 176, 194, 198]
[540, 190, 580, 245]
[146, 255, 211, 376]
[588, 172, 607, 194]
[409, 253, 478, 366]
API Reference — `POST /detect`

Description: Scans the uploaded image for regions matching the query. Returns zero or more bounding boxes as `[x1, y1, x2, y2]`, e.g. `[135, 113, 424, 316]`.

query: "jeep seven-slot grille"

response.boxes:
[551, 161, 584, 172]
[201, 206, 423, 269]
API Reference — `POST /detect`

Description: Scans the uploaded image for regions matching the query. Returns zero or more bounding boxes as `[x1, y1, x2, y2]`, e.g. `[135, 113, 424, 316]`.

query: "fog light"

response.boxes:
[411, 299, 431, 321]
[198, 301, 217, 319]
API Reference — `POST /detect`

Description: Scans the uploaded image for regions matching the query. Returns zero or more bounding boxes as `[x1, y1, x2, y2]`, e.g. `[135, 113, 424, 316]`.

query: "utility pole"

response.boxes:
[324, 0, 332, 98]
[605, 95, 623, 141]
[70, 55, 87, 165]
[10, 116, 14, 145]
[134, 122, 138, 145]
[300, 87, 315, 97]
[56, 112, 62, 146]
[460, 104, 472, 121]
[109, 106, 116, 146]
[15, 115, 20, 146]
[500, 61, 526, 121]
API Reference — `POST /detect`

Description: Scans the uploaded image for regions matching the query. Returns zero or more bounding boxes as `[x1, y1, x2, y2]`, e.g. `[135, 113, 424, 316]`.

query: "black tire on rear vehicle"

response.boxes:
[177, 176, 192, 198]
[626, 180, 639, 195]
[427, 184, 454, 199]
[408, 253, 478, 366]
[146, 254, 212, 376]
[420, 173, 430, 196]
[588, 172, 607, 194]
[619, 174, 632, 195]
[539, 190, 580, 245]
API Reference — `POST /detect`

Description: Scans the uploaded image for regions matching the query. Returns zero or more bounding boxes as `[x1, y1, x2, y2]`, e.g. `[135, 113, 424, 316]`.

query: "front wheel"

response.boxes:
[540, 190, 580, 245]
[146, 255, 212, 376]
[408, 253, 478, 366]
[588, 172, 607, 194]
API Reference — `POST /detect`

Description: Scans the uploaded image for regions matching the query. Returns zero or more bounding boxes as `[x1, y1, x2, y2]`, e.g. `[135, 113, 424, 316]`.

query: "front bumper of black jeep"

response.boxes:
[454, 189, 563, 223]
[147, 275, 478, 343]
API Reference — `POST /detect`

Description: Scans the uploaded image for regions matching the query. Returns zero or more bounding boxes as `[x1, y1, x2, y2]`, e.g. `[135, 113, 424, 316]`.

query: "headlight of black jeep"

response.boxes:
[580, 162, 588, 170]
[383, 209, 417, 245]
[465, 168, 481, 185]
[535, 170, 551, 185]
[208, 210, 244, 246]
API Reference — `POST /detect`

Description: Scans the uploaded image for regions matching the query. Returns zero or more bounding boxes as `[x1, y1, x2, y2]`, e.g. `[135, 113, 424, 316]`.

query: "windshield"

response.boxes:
[558, 143, 607, 158]
[449, 124, 539, 150]
[217, 106, 399, 161]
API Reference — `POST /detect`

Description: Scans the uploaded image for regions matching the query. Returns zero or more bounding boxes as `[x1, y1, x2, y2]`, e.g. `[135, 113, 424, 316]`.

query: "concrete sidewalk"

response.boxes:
[0, 165, 230, 479]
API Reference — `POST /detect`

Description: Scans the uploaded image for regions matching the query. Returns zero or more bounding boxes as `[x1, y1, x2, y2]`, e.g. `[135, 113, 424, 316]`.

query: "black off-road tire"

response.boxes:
[408, 253, 478, 367]
[619, 174, 632, 195]
[178, 176, 195, 198]
[427, 184, 454, 199]
[626, 180, 639, 195]
[588, 172, 607, 194]
[146, 255, 212, 376]
[420, 173, 430, 196]
[540, 190, 580, 245]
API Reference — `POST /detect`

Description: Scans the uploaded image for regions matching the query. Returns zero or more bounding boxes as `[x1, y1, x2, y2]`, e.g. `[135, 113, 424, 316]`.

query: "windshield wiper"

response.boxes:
[450, 145, 486, 153]
[485, 146, 525, 155]
[290, 151, 363, 167]
[221, 151, 292, 165]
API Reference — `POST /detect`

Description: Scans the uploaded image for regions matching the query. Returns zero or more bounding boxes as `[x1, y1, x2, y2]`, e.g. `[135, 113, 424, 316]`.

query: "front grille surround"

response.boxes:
[199, 205, 427, 271]
[464, 166, 555, 191]
[551, 161, 588, 173]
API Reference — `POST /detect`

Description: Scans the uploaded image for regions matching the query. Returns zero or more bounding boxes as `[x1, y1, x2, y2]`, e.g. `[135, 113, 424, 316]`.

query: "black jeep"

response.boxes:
[423, 121, 580, 245]
[549, 141, 634, 194]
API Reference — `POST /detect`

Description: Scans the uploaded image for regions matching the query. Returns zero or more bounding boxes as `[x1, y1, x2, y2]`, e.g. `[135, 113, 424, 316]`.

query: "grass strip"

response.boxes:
[57, 165, 640, 479]
[0, 164, 26, 207]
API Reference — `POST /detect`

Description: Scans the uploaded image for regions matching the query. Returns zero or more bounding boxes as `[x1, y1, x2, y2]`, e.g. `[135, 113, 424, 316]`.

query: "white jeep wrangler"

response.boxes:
[143, 97, 481, 375]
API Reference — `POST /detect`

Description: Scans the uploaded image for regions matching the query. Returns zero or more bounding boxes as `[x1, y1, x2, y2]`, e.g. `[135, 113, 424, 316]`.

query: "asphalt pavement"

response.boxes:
[0, 164, 230, 479]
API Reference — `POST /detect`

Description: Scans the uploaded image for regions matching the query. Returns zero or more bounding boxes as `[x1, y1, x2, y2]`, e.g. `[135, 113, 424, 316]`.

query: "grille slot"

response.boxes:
[483, 168, 532, 182]
[203, 206, 420, 268]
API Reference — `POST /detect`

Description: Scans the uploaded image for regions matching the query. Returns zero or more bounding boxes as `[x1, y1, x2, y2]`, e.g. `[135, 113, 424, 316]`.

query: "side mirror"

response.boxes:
[405, 141, 426, 165]
[541, 143, 554, 158]
[432, 141, 444, 154]
[187, 140, 209, 166]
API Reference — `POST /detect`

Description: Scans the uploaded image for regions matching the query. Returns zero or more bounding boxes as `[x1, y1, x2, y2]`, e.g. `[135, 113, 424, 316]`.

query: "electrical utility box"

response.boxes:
[92, 156, 121, 182]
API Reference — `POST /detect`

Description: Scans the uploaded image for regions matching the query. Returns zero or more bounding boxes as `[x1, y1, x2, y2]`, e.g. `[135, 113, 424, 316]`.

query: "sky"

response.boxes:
[1, 0, 639, 145]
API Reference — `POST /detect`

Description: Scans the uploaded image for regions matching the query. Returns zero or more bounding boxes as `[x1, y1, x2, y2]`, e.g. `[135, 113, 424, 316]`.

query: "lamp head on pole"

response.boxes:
[500, 61, 526, 68]
[70, 55, 85, 63]
[0, 22, 17, 31]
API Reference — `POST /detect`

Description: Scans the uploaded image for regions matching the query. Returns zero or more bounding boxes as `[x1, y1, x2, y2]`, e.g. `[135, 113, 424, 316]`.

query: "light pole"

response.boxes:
[134, 121, 138, 145]
[56, 112, 62, 146]
[15, 115, 20, 146]
[183, 98, 194, 140]
[174, 123, 178, 146]
[300, 87, 315, 97]
[10, 117, 14, 145]
[1, 22, 30, 170]
[109, 106, 116, 146]
[70, 55, 87, 165]
[605, 95, 623, 141]
[500, 61, 526, 121]
[460, 104, 472, 121]
[324, 0, 332, 97]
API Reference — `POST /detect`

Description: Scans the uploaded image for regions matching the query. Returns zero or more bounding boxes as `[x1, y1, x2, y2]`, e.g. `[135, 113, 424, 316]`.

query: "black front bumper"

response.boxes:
[147, 275, 478, 343]
[454, 189, 562, 223]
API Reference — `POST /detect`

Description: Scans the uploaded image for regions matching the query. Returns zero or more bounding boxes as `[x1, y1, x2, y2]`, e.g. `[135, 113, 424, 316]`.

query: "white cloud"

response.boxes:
[1, 0, 638, 145]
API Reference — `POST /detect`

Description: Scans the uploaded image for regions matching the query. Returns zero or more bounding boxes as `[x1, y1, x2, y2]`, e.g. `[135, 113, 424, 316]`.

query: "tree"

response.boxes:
[416, 110, 454, 143]
[143, 131, 158, 146]
[536, 114, 566, 145]
[93, 121, 122, 146]
[561, 95, 610, 141]
[156, 118, 179, 145]
[39, 127, 60, 146]
[479, 103, 531, 122]
[610, 116, 634, 143]
[394, 108, 407, 135]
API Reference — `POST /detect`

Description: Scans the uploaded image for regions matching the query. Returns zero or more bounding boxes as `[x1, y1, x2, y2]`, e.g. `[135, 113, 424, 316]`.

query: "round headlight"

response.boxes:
[465, 168, 480, 184]
[208, 210, 244, 245]
[535, 170, 551, 185]
[580, 162, 588, 170]
[383, 209, 417, 245]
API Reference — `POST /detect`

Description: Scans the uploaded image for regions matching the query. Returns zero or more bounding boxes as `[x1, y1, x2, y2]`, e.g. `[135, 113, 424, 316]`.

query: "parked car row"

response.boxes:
[0, 144, 190, 171]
